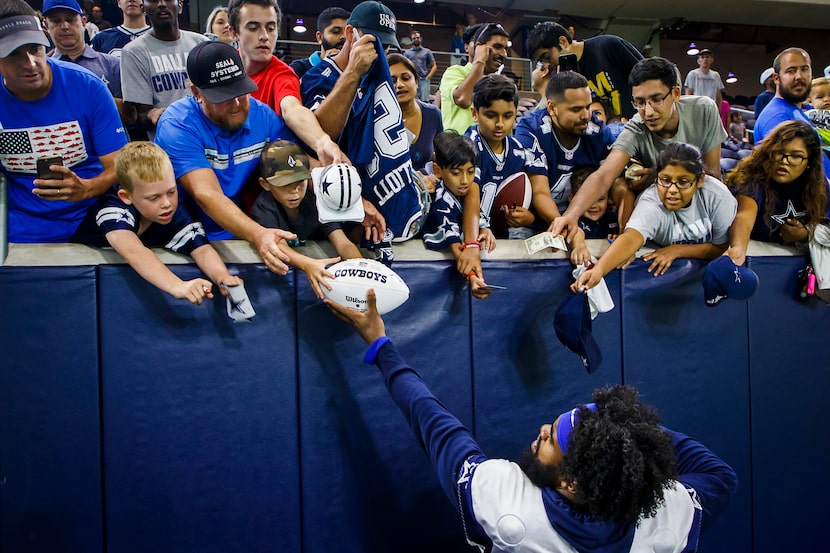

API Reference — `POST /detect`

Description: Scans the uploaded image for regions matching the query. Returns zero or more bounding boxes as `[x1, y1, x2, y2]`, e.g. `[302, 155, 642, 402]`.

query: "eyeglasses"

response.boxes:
[773, 151, 807, 165]
[474, 23, 506, 45]
[631, 88, 673, 110]
[656, 175, 698, 189]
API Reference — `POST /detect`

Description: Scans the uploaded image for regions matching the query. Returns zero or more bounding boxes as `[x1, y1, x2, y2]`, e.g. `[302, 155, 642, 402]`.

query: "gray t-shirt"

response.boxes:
[120, 30, 206, 108]
[625, 174, 737, 246]
[683, 68, 724, 102]
[613, 96, 727, 167]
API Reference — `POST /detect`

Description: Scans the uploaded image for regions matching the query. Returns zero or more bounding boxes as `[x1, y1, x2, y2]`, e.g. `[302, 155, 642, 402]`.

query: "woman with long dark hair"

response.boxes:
[726, 120, 828, 265]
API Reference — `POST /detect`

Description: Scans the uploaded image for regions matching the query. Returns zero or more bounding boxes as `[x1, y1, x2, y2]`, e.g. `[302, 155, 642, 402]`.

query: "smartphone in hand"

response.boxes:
[36, 155, 63, 180]
[558, 53, 579, 73]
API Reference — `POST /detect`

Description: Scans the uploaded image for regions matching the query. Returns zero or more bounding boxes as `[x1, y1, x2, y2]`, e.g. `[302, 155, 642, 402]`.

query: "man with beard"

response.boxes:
[439, 22, 509, 134]
[551, 57, 726, 242]
[755, 47, 830, 181]
[326, 289, 738, 553]
[120, 0, 207, 138]
[404, 30, 436, 102]
[227, 0, 343, 164]
[514, 71, 619, 236]
[289, 6, 349, 79]
[154, 41, 296, 275]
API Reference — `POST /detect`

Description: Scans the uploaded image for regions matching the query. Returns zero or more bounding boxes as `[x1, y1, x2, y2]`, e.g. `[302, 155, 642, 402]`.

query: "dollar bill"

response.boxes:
[524, 232, 567, 254]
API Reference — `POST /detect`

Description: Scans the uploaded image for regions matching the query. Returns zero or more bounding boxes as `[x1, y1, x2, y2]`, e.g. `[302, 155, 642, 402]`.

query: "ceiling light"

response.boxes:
[686, 42, 699, 56]
[293, 18, 306, 33]
[726, 72, 738, 84]
[414, 0, 426, 4]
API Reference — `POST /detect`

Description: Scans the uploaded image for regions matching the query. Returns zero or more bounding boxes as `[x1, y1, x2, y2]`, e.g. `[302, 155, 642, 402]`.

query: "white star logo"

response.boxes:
[771, 199, 807, 226]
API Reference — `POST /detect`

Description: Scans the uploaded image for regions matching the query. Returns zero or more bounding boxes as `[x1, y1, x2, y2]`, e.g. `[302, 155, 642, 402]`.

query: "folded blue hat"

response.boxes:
[702, 256, 759, 306]
[554, 293, 602, 373]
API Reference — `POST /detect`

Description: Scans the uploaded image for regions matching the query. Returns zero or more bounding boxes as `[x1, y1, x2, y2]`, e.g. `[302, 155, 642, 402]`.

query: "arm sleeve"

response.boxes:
[120, 45, 152, 105]
[622, 188, 662, 242]
[372, 340, 485, 504]
[666, 427, 738, 533]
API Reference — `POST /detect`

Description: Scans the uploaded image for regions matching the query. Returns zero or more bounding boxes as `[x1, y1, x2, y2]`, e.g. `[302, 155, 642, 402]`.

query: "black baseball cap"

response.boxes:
[186, 41, 257, 104]
[347, 1, 400, 49]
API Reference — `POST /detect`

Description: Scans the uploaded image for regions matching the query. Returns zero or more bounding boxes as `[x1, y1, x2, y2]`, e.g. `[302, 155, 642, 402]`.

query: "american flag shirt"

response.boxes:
[0, 58, 126, 243]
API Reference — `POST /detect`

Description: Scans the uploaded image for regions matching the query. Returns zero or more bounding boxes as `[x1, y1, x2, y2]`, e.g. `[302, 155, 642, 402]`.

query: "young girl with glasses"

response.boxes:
[725, 120, 829, 265]
[571, 142, 737, 291]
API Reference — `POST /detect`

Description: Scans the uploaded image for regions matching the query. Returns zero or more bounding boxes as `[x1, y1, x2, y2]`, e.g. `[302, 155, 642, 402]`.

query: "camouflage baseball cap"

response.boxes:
[259, 140, 312, 187]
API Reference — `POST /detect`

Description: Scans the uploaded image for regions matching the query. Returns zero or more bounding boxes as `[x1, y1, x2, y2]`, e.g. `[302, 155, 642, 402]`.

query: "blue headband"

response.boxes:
[556, 403, 597, 454]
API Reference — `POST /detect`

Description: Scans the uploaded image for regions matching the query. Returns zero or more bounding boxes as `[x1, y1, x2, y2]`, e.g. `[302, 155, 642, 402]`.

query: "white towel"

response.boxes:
[809, 222, 830, 290]
[571, 258, 615, 319]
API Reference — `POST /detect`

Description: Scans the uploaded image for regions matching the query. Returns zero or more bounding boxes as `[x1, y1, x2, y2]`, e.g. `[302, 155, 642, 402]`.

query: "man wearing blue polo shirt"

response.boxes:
[155, 41, 295, 275]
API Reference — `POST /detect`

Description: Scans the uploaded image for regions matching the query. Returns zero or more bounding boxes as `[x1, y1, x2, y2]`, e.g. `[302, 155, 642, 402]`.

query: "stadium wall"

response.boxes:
[1, 240, 827, 553]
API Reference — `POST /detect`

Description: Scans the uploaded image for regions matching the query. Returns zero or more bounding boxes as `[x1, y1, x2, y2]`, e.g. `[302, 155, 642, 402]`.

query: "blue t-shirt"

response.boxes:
[467, 128, 535, 230]
[73, 187, 209, 255]
[0, 58, 127, 243]
[754, 97, 830, 181]
[154, 96, 291, 240]
[514, 109, 613, 211]
[422, 181, 463, 250]
[410, 100, 443, 172]
[302, 41, 425, 240]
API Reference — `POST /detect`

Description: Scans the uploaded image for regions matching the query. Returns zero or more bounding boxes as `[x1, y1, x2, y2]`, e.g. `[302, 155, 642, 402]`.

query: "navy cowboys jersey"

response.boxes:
[468, 128, 537, 228]
[73, 188, 208, 256]
[422, 182, 463, 250]
[515, 110, 614, 211]
[301, 41, 424, 241]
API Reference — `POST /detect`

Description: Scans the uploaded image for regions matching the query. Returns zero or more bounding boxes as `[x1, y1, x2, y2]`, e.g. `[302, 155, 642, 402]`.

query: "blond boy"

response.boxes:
[73, 142, 242, 304]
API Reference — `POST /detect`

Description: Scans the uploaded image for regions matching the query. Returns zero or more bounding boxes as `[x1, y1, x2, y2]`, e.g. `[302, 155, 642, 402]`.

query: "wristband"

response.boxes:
[363, 336, 392, 364]
[462, 241, 482, 250]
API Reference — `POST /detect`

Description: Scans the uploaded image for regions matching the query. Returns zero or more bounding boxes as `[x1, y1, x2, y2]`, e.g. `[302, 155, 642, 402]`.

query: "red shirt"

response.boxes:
[249, 55, 301, 116]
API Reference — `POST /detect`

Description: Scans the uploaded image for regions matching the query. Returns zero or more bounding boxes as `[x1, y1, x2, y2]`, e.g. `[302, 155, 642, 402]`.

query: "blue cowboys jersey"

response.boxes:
[421, 181, 463, 250]
[515, 110, 614, 211]
[301, 41, 424, 241]
[468, 128, 536, 229]
[73, 188, 209, 256]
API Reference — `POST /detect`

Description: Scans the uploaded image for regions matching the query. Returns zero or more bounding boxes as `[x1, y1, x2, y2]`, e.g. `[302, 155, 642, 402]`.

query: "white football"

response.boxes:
[323, 259, 409, 315]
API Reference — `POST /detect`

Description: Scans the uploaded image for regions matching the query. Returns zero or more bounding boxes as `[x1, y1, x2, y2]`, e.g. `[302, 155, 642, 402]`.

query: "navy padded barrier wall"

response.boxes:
[620, 259, 752, 553]
[98, 264, 300, 553]
[297, 262, 470, 553]
[747, 256, 830, 551]
[471, 260, 622, 459]
[0, 266, 102, 553]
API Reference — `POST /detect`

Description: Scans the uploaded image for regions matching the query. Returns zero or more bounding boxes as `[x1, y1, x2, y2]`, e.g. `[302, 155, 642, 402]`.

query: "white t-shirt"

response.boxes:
[625, 175, 737, 246]
[684, 68, 724, 102]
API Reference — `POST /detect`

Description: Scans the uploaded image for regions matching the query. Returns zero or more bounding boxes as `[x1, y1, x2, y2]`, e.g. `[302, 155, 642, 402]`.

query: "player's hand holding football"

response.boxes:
[326, 289, 386, 344]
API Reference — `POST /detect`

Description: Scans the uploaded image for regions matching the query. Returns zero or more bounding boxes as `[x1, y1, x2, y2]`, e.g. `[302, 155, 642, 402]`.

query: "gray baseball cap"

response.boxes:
[0, 16, 50, 58]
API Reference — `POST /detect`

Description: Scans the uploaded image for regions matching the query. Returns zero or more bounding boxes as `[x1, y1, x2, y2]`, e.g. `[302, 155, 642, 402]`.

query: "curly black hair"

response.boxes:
[559, 385, 678, 526]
